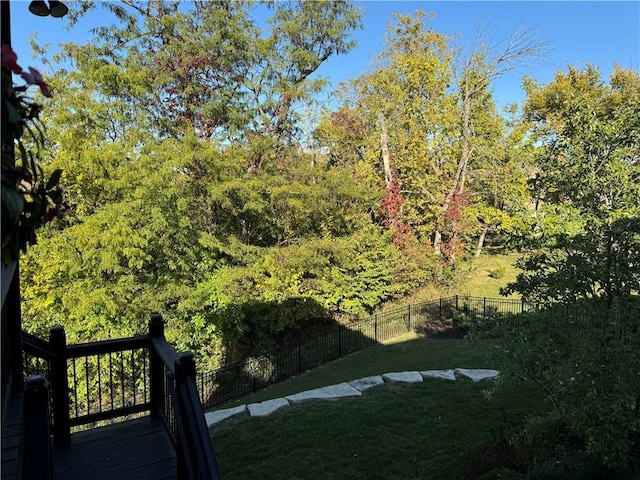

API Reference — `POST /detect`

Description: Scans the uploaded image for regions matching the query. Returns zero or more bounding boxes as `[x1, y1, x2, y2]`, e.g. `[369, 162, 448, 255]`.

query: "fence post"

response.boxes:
[149, 313, 165, 419]
[374, 315, 378, 343]
[407, 305, 412, 332]
[297, 338, 302, 375]
[455, 295, 459, 311]
[49, 326, 70, 444]
[338, 324, 342, 358]
[439, 298, 443, 320]
[483, 297, 487, 318]
[23, 375, 52, 479]
[521, 298, 525, 313]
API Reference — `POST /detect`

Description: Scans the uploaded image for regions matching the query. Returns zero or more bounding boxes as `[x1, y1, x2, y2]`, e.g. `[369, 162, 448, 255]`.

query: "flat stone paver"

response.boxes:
[205, 404, 247, 426]
[382, 371, 423, 383]
[420, 369, 457, 381]
[248, 398, 290, 417]
[454, 368, 500, 382]
[285, 382, 362, 404]
[348, 375, 385, 392]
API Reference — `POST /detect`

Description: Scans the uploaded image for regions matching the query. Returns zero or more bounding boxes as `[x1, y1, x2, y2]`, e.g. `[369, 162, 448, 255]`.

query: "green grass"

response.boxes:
[210, 337, 547, 479]
[208, 255, 534, 479]
[392, 252, 522, 306]
[458, 252, 522, 299]
[221, 335, 501, 407]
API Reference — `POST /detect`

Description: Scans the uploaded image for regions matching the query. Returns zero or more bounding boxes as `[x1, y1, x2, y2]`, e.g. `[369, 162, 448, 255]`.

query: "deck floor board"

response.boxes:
[2, 391, 24, 480]
[52, 417, 176, 480]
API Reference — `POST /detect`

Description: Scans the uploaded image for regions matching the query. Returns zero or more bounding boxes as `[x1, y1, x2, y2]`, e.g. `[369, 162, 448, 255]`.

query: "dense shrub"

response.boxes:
[497, 300, 640, 468]
[489, 265, 507, 279]
[463, 410, 640, 480]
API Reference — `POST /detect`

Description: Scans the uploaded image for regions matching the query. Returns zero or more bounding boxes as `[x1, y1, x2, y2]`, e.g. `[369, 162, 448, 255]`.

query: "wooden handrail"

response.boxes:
[65, 335, 149, 358]
[22, 331, 57, 362]
[150, 317, 223, 479]
[173, 353, 223, 480]
[150, 336, 178, 376]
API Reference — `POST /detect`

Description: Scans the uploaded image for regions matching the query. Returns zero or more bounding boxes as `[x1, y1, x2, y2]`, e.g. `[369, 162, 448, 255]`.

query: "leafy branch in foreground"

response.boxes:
[2, 44, 63, 263]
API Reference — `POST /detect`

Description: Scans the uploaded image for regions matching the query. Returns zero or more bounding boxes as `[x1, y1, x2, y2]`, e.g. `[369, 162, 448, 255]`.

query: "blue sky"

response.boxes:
[7, 1, 640, 109]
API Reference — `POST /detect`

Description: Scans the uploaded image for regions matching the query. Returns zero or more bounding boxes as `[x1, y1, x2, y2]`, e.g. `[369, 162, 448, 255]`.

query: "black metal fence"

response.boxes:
[197, 295, 530, 408]
[21, 295, 531, 414]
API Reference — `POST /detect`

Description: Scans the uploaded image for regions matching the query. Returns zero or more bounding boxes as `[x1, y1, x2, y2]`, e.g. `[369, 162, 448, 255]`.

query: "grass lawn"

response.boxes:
[220, 334, 502, 407]
[394, 251, 523, 306]
[210, 336, 548, 479]
[458, 252, 522, 299]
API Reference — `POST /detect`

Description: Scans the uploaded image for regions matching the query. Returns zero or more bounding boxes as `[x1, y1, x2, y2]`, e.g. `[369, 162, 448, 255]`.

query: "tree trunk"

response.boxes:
[475, 227, 488, 258]
[379, 113, 393, 190]
[433, 229, 442, 256]
[436, 83, 473, 257]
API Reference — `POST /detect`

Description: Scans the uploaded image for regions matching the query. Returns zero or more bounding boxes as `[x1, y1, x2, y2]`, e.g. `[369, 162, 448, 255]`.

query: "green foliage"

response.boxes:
[499, 302, 640, 468]
[1, 46, 63, 263]
[500, 65, 640, 468]
[489, 265, 506, 280]
[463, 411, 636, 480]
[314, 11, 537, 264]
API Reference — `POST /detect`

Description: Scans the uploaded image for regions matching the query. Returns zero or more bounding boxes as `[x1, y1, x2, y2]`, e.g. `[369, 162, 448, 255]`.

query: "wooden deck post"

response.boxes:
[175, 352, 196, 480]
[2, 262, 25, 397]
[175, 352, 196, 381]
[23, 375, 52, 479]
[149, 313, 165, 419]
[49, 326, 70, 444]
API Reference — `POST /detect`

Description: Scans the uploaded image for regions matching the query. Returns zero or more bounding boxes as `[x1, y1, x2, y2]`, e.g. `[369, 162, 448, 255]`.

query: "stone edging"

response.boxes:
[205, 368, 499, 428]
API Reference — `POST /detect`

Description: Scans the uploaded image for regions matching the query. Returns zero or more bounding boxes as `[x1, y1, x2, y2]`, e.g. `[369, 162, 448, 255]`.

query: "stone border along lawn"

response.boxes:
[205, 368, 499, 427]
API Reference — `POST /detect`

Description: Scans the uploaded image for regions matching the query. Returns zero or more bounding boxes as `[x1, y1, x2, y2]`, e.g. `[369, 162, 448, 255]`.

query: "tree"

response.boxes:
[57, 0, 258, 139]
[243, 0, 363, 172]
[313, 104, 368, 168]
[432, 24, 547, 259]
[355, 11, 458, 253]
[465, 105, 534, 257]
[501, 65, 640, 467]
[53, 0, 363, 169]
[333, 11, 543, 263]
[504, 65, 640, 305]
[20, 1, 383, 370]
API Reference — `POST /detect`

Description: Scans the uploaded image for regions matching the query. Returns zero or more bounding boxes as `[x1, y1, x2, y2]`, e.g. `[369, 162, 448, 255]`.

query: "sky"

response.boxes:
[6, 1, 640, 109]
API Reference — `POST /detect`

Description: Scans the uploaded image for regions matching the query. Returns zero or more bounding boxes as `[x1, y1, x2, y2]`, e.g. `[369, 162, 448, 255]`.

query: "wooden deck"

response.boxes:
[1, 391, 24, 480]
[52, 417, 176, 480]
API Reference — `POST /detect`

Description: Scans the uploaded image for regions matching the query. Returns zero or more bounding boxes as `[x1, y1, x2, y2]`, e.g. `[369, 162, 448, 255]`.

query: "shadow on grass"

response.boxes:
[217, 334, 501, 408]
[212, 365, 545, 480]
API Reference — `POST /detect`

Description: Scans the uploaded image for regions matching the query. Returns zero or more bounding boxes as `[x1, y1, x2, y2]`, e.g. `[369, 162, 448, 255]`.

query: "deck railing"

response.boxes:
[23, 328, 152, 441]
[23, 375, 53, 479]
[22, 314, 222, 479]
[149, 314, 223, 479]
